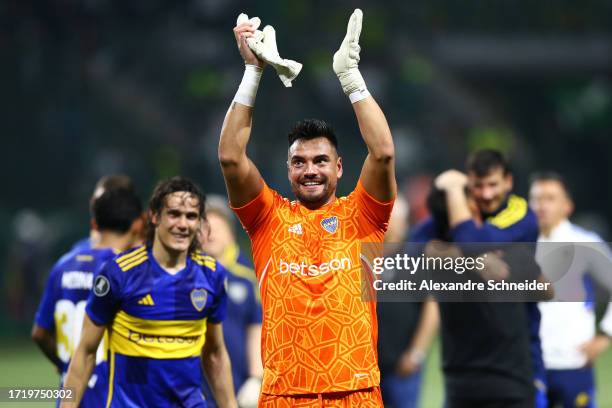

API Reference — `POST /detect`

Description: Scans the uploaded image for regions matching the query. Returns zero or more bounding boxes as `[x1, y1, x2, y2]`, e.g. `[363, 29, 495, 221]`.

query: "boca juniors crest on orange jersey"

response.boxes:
[321, 216, 338, 233]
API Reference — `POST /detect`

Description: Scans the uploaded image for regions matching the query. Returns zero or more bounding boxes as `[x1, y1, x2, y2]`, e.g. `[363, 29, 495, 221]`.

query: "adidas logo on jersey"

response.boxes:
[137, 294, 155, 306]
[288, 223, 303, 235]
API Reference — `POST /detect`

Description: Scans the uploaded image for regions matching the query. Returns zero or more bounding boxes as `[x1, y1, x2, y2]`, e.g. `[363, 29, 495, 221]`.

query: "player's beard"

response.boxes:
[293, 176, 335, 208]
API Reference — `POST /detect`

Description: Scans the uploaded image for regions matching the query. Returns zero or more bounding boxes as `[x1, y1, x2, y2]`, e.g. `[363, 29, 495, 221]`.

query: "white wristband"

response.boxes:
[348, 88, 371, 104]
[233, 64, 263, 107]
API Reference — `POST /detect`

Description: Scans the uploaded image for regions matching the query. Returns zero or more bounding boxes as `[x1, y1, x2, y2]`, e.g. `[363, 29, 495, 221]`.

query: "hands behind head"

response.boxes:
[435, 170, 468, 191]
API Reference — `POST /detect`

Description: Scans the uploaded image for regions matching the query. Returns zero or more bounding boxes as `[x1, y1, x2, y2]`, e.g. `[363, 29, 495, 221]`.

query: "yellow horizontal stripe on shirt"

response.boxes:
[116, 246, 146, 263]
[110, 311, 207, 359]
[191, 255, 216, 271]
[119, 253, 148, 272]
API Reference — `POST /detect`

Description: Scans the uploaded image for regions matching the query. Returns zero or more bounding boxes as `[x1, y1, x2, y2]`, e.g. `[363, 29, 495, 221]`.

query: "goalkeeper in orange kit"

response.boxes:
[218, 8, 396, 407]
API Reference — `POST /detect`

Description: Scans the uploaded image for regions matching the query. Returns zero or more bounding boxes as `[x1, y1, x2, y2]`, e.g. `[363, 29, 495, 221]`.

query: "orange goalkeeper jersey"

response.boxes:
[232, 180, 393, 395]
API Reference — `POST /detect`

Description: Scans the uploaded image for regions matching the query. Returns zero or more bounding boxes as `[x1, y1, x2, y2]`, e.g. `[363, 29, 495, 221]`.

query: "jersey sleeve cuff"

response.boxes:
[356, 179, 395, 205]
[34, 317, 54, 331]
[208, 316, 225, 324]
[229, 183, 269, 212]
[86, 308, 109, 327]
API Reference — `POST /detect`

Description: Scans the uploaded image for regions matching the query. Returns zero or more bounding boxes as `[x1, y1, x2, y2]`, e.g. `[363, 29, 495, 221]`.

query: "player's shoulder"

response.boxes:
[191, 251, 228, 288]
[53, 245, 103, 271]
[257, 184, 295, 214]
[53, 247, 80, 269]
[225, 261, 256, 285]
[191, 250, 219, 272]
[568, 222, 604, 242]
[409, 217, 437, 242]
[45, 248, 78, 283]
[112, 245, 149, 273]
[70, 236, 91, 252]
[488, 194, 534, 229]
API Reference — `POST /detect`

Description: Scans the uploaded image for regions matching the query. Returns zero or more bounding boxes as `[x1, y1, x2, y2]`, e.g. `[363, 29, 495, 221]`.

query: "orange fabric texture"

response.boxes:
[232, 181, 393, 395]
[258, 387, 383, 407]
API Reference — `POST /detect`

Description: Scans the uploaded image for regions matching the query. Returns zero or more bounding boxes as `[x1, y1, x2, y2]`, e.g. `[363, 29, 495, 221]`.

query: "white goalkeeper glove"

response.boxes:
[236, 376, 261, 408]
[237, 13, 302, 87]
[333, 8, 370, 103]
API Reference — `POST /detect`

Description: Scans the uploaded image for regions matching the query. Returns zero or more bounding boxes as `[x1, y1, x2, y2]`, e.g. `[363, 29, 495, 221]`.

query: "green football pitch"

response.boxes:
[1, 340, 611, 407]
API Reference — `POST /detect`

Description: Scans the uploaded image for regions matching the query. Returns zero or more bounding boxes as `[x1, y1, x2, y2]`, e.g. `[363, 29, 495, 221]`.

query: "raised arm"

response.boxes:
[60, 315, 105, 407]
[354, 98, 396, 201]
[333, 9, 396, 201]
[434, 170, 472, 228]
[219, 15, 265, 207]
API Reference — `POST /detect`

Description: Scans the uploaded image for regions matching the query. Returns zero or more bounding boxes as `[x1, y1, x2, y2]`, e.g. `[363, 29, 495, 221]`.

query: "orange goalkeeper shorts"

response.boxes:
[258, 387, 383, 407]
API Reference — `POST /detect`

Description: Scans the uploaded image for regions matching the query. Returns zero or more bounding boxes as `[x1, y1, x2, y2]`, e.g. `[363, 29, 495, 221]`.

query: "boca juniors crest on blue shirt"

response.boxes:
[321, 216, 339, 234]
[190, 288, 208, 312]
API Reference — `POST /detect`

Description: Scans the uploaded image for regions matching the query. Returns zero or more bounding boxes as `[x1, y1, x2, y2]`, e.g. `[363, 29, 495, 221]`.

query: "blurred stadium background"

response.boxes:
[2, 0, 612, 406]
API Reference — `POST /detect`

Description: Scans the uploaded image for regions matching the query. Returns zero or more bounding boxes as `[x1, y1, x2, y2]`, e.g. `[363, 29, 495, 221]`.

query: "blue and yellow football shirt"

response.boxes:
[35, 246, 113, 408]
[86, 245, 228, 408]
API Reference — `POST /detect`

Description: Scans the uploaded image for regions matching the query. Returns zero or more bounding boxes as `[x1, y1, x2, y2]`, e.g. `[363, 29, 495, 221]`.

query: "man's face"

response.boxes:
[529, 180, 573, 231]
[200, 212, 233, 258]
[153, 192, 201, 254]
[288, 137, 343, 208]
[468, 167, 513, 215]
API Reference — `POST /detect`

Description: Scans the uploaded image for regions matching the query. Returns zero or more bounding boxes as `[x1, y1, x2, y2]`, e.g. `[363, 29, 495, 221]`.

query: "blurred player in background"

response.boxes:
[62, 177, 237, 407]
[200, 195, 263, 408]
[530, 172, 612, 408]
[377, 195, 439, 408]
[32, 188, 143, 407]
[71, 175, 138, 252]
[219, 8, 395, 407]
[421, 149, 546, 408]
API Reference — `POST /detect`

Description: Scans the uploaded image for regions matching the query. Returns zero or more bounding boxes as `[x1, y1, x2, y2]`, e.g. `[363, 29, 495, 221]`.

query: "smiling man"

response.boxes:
[61, 177, 236, 408]
[433, 150, 546, 408]
[219, 9, 395, 407]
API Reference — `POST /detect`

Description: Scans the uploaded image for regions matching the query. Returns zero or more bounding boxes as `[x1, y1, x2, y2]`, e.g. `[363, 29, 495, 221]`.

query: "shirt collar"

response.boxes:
[539, 219, 572, 241]
[481, 194, 511, 219]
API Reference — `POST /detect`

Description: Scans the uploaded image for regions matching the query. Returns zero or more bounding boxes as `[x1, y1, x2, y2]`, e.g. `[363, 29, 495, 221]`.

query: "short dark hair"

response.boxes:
[288, 119, 338, 151]
[94, 175, 134, 194]
[93, 188, 142, 233]
[529, 171, 572, 200]
[466, 149, 510, 177]
[90, 175, 135, 215]
[145, 176, 206, 254]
